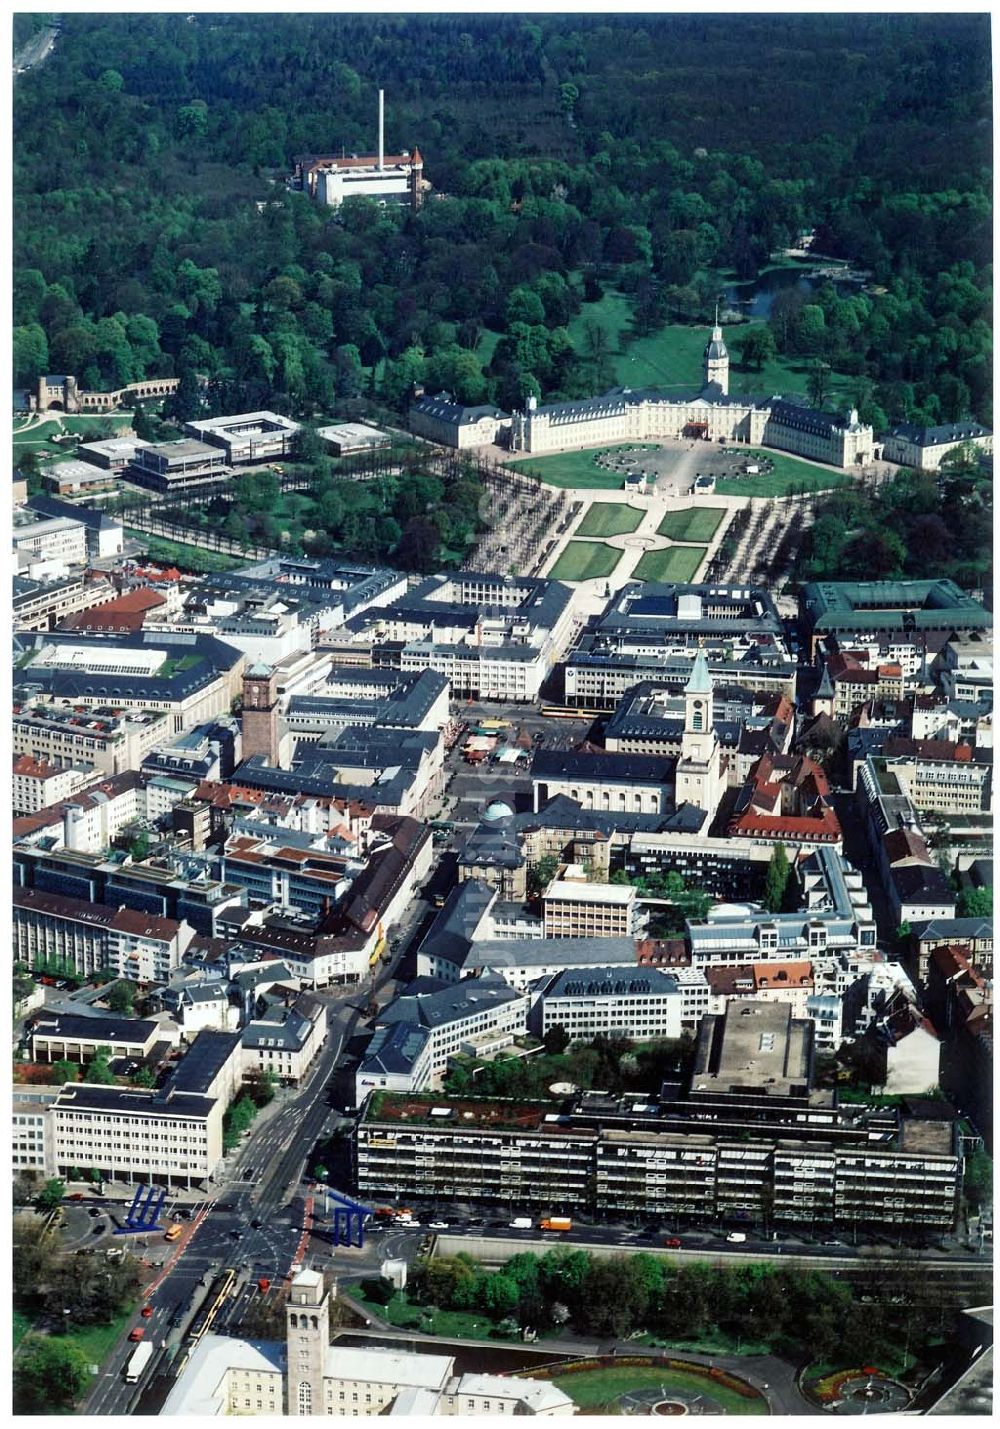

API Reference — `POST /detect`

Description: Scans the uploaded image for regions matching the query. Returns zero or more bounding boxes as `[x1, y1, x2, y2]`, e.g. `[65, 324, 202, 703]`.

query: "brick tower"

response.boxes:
[241, 662, 281, 766]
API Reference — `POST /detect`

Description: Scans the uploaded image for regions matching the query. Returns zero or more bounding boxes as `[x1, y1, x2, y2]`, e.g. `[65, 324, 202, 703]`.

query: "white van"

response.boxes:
[726, 1232, 747, 1243]
[509, 1217, 533, 1230]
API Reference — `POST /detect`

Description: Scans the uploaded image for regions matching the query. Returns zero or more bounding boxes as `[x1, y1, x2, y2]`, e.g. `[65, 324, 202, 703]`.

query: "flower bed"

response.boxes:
[810, 1367, 890, 1405]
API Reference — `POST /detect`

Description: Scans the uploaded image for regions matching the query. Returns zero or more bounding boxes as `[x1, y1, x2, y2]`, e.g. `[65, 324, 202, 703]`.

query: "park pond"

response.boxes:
[723, 262, 864, 319]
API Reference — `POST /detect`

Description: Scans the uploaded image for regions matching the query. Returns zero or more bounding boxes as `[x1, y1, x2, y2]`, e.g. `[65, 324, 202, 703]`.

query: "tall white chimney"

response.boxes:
[378, 88, 384, 170]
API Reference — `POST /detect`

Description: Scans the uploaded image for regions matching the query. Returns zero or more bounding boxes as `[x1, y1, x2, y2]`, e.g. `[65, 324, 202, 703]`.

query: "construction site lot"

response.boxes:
[548, 540, 623, 582]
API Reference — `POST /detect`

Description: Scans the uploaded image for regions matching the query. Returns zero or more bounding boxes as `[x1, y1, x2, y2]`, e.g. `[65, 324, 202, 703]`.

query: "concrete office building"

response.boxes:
[28, 1012, 163, 1066]
[12, 753, 93, 816]
[13, 1088, 58, 1180]
[128, 438, 229, 495]
[50, 1082, 224, 1187]
[356, 1000, 962, 1230]
[27, 494, 124, 560]
[12, 769, 145, 852]
[12, 705, 169, 776]
[184, 411, 300, 465]
[530, 965, 682, 1041]
[76, 435, 152, 472]
[13, 508, 89, 566]
[543, 872, 644, 939]
[344, 570, 576, 702]
[316, 422, 391, 456]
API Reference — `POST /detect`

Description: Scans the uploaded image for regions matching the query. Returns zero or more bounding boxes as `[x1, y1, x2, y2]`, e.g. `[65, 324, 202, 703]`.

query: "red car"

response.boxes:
[128, 1327, 145, 1342]
[69, 1192, 84, 1201]
[140, 1306, 153, 1318]
[663, 1237, 682, 1249]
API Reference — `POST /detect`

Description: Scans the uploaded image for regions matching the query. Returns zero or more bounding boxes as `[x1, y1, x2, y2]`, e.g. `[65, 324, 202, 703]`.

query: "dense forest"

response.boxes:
[795, 446, 992, 593]
[12, 14, 992, 436]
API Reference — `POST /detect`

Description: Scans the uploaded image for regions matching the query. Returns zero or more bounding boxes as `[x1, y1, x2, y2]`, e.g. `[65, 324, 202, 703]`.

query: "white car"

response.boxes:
[428, 1221, 449, 1230]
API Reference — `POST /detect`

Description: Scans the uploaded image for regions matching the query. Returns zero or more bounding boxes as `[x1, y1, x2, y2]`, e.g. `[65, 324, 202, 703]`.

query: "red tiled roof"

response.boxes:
[883, 736, 977, 763]
[753, 959, 813, 988]
[883, 828, 932, 866]
[12, 753, 60, 779]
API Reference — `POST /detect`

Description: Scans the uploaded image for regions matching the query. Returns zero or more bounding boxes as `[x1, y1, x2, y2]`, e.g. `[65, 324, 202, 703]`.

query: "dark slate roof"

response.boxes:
[514, 792, 704, 836]
[767, 398, 852, 438]
[417, 878, 496, 967]
[911, 917, 993, 943]
[891, 865, 956, 903]
[465, 936, 638, 972]
[233, 962, 294, 992]
[164, 1030, 241, 1094]
[12, 628, 243, 704]
[286, 669, 447, 731]
[358, 1021, 432, 1077]
[28, 494, 121, 530]
[377, 974, 523, 1032]
[226, 556, 403, 614]
[51, 1083, 215, 1118]
[532, 749, 674, 785]
[242, 1007, 312, 1052]
[886, 421, 991, 446]
[541, 965, 679, 999]
[29, 1012, 158, 1044]
[459, 821, 525, 870]
[411, 392, 510, 426]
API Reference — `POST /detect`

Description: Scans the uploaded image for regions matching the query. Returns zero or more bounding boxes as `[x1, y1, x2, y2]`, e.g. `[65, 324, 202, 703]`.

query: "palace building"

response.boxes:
[508, 321, 877, 469]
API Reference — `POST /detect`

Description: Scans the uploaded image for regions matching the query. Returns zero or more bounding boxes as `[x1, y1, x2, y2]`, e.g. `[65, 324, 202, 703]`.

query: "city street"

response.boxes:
[76, 897, 438, 1413]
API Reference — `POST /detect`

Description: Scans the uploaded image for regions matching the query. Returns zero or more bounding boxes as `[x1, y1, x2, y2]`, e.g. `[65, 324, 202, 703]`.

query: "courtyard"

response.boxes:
[508, 437, 855, 501]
